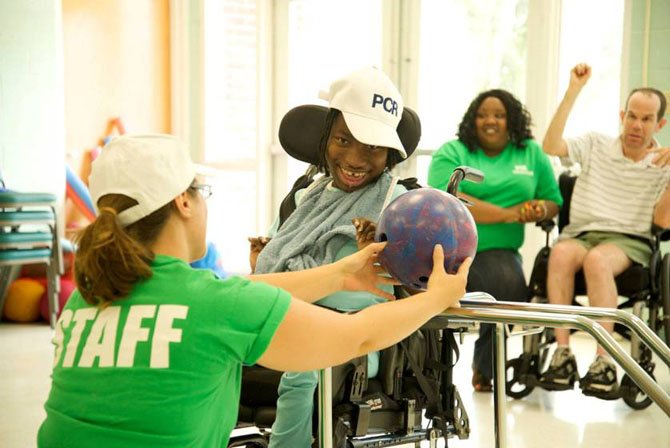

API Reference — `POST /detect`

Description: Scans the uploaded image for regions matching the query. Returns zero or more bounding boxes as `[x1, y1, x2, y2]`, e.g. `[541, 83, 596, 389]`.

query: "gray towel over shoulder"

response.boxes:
[254, 172, 395, 274]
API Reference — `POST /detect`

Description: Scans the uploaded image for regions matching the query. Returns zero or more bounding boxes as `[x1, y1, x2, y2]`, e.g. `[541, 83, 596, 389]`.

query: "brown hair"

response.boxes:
[74, 188, 195, 305]
[458, 89, 534, 152]
[625, 87, 667, 121]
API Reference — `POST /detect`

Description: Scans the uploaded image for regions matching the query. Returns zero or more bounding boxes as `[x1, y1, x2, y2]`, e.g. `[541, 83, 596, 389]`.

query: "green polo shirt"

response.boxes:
[428, 139, 562, 252]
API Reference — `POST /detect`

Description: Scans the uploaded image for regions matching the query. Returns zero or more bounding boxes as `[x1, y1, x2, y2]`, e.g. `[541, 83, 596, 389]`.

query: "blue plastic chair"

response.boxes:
[0, 191, 62, 328]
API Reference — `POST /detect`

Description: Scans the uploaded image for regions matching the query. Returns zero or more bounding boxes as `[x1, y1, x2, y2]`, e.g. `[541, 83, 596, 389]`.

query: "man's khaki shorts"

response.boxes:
[572, 231, 651, 267]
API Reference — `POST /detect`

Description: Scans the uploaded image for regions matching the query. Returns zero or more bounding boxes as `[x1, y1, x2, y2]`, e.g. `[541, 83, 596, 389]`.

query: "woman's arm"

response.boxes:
[543, 200, 560, 220]
[246, 242, 397, 303]
[459, 192, 520, 223]
[257, 246, 470, 372]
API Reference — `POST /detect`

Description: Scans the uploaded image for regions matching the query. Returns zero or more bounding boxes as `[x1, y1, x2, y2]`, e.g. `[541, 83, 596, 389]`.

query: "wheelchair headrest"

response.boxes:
[278, 105, 421, 165]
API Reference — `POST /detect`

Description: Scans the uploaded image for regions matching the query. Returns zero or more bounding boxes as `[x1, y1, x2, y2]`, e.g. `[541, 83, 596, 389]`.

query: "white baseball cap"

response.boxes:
[319, 67, 407, 158]
[89, 134, 197, 227]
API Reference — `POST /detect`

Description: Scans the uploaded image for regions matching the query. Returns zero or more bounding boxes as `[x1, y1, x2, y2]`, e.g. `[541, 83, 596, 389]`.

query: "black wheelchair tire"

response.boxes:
[620, 372, 654, 410]
[505, 356, 535, 399]
[661, 253, 670, 347]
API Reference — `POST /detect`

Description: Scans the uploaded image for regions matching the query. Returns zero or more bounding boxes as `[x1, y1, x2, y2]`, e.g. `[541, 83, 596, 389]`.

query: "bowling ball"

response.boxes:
[374, 188, 477, 290]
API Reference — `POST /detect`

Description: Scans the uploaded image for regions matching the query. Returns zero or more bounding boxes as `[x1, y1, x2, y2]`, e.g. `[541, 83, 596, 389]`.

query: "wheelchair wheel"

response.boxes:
[505, 355, 535, 399]
[661, 253, 670, 346]
[620, 370, 655, 410]
[505, 328, 553, 399]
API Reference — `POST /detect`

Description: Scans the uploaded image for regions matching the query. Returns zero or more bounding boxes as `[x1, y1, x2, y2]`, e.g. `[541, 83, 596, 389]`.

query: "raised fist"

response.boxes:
[570, 63, 591, 88]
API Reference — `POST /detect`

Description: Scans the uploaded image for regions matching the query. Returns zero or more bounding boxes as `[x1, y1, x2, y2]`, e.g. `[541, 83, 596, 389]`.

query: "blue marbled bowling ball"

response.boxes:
[375, 188, 477, 290]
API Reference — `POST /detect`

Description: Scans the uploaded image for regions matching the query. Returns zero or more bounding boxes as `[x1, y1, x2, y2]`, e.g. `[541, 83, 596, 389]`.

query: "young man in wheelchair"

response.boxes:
[539, 63, 670, 397]
[247, 67, 428, 447]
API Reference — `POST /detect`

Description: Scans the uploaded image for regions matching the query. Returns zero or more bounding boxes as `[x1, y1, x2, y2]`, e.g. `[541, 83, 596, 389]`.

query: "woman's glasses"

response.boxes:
[191, 184, 213, 199]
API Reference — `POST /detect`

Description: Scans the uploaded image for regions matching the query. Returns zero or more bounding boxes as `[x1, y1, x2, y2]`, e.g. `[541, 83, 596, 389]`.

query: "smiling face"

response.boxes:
[475, 96, 509, 154]
[326, 114, 389, 192]
[620, 91, 664, 152]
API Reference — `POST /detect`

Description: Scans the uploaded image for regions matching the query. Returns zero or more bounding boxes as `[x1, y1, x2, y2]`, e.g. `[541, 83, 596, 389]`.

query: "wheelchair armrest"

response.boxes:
[535, 219, 556, 234]
[652, 225, 670, 243]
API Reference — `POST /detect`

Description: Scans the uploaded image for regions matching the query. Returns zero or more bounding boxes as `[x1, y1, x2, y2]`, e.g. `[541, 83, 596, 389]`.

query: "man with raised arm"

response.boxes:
[539, 63, 670, 397]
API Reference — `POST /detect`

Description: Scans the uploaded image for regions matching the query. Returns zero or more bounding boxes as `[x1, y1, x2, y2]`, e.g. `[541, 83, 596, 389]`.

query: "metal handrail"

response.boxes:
[460, 299, 670, 366]
[318, 368, 333, 448]
[493, 324, 506, 448]
[435, 307, 670, 417]
[317, 292, 670, 448]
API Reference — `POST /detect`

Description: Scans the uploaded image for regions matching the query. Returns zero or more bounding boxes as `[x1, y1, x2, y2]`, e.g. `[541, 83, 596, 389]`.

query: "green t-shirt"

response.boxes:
[427, 139, 563, 252]
[38, 255, 291, 448]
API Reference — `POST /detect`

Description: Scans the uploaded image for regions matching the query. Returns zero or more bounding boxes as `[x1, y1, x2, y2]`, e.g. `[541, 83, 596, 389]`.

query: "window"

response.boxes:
[193, 0, 626, 275]
[282, 0, 385, 190]
[414, 0, 529, 185]
[558, 0, 625, 138]
[203, 0, 258, 274]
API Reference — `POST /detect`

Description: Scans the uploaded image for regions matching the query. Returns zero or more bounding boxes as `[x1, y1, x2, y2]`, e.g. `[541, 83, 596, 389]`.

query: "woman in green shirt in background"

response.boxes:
[428, 89, 563, 392]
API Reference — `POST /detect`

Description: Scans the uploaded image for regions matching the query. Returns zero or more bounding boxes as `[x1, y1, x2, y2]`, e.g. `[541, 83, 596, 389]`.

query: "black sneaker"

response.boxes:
[539, 347, 579, 391]
[580, 356, 619, 400]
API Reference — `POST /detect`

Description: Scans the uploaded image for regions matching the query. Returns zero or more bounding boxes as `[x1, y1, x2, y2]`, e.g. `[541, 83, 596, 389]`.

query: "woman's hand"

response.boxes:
[337, 242, 399, 301]
[518, 200, 548, 223]
[426, 245, 471, 309]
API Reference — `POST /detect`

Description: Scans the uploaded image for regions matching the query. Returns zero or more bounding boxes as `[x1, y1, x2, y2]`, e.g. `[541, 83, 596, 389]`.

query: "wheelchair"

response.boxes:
[234, 326, 476, 448]
[505, 171, 670, 410]
[228, 104, 482, 447]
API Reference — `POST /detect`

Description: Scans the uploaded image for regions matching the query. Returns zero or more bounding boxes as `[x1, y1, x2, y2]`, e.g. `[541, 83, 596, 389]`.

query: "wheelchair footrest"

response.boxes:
[352, 403, 371, 437]
[538, 379, 577, 392]
[580, 387, 621, 401]
[347, 428, 434, 448]
[402, 399, 417, 435]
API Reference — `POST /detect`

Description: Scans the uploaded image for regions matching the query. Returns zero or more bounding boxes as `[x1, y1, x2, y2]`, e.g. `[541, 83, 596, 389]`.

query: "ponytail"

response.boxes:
[74, 194, 176, 305]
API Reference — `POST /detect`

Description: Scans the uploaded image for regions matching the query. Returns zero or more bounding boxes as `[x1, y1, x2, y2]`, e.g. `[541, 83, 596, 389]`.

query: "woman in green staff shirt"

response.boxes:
[38, 133, 469, 448]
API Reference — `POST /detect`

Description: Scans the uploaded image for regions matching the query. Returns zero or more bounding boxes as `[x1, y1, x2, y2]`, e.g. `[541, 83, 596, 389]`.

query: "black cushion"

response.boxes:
[240, 366, 282, 407]
[278, 105, 421, 165]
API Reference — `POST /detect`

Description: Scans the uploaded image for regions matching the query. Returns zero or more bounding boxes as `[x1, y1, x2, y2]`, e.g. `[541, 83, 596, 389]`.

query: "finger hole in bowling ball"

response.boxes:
[419, 276, 428, 284]
[378, 233, 388, 242]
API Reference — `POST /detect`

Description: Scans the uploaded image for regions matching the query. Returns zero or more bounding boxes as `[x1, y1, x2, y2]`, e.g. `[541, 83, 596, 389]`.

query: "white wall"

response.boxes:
[0, 0, 65, 206]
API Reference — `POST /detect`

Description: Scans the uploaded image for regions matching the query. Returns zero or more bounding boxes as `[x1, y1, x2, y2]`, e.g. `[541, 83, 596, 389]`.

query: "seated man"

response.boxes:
[539, 63, 670, 396]
[249, 67, 418, 447]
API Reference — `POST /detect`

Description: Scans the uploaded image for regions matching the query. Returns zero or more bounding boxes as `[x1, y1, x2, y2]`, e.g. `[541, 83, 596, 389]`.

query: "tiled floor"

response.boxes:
[1, 323, 53, 448]
[447, 329, 670, 448]
[1, 322, 668, 447]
